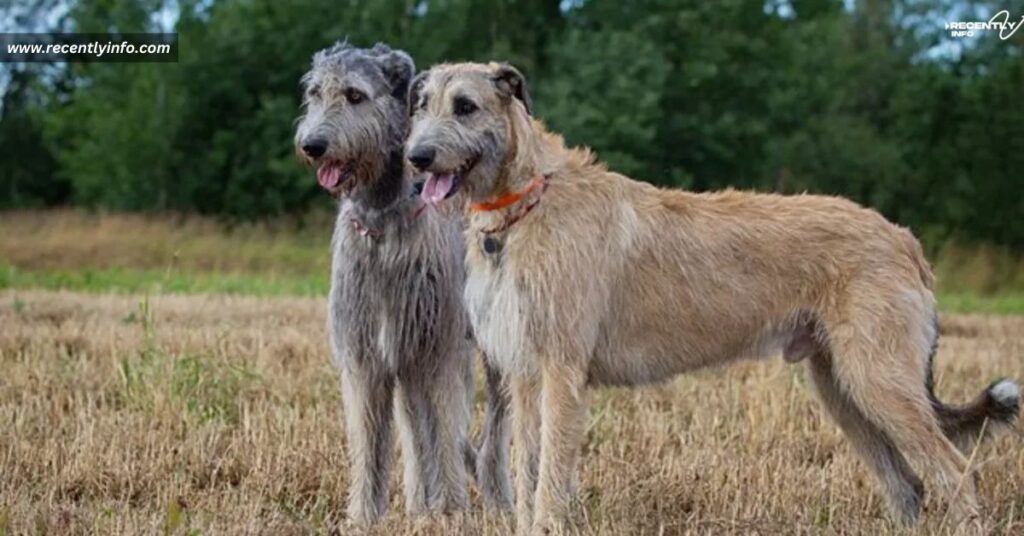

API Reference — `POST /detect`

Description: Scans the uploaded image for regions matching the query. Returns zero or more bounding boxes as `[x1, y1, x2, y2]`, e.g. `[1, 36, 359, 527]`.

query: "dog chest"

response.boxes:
[328, 226, 462, 373]
[464, 264, 531, 374]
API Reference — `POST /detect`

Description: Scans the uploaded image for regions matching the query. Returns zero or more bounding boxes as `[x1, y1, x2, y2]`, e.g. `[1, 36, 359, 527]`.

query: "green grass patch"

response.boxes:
[936, 292, 1024, 315]
[0, 263, 327, 297]
[172, 355, 260, 424]
[114, 298, 264, 425]
[4, 262, 1024, 315]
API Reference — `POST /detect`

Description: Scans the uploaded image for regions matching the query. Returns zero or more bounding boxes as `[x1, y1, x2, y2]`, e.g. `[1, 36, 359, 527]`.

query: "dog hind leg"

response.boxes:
[825, 309, 982, 529]
[478, 354, 514, 511]
[430, 353, 472, 513]
[806, 350, 924, 523]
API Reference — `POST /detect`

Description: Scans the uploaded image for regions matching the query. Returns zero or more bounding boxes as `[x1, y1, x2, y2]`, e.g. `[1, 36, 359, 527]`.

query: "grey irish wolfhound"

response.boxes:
[293, 44, 512, 526]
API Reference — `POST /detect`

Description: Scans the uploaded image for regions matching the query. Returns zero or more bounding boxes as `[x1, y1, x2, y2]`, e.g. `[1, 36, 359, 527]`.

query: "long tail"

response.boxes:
[933, 379, 1020, 450]
[927, 317, 1021, 450]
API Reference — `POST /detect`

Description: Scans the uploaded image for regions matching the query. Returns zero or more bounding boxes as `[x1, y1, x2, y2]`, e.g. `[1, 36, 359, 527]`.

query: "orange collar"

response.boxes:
[471, 174, 548, 212]
[472, 174, 550, 235]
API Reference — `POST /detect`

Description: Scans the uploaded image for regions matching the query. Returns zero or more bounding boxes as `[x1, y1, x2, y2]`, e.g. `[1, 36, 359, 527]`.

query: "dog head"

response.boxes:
[294, 42, 414, 197]
[405, 62, 532, 205]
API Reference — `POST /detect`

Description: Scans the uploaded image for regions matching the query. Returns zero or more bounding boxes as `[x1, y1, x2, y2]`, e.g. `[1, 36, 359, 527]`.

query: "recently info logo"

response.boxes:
[945, 10, 1023, 40]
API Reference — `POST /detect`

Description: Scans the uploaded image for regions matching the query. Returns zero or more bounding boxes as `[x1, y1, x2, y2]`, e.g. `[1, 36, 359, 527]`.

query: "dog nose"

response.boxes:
[302, 138, 328, 158]
[408, 146, 436, 171]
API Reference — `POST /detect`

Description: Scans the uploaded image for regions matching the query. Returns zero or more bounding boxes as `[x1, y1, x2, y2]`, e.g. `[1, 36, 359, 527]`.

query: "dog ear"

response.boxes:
[372, 44, 416, 100]
[407, 71, 429, 116]
[492, 63, 532, 116]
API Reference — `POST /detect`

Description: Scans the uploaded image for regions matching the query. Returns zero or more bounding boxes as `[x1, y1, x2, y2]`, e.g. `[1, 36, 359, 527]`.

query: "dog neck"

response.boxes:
[496, 116, 592, 192]
[349, 148, 406, 211]
[344, 148, 425, 240]
[493, 107, 548, 194]
[469, 115, 594, 236]
[472, 173, 549, 234]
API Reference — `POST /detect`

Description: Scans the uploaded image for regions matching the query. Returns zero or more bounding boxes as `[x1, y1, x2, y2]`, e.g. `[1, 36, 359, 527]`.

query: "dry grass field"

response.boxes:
[1, 211, 1022, 534]
[2, 289, 1022, 535]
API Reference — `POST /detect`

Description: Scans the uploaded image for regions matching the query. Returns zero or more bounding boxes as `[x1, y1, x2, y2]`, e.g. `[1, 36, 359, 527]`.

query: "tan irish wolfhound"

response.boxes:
[404, 61, 1020, 534]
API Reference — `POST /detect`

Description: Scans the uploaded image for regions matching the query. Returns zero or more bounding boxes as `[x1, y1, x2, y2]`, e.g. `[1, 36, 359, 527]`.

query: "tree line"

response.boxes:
[1, 0, 1021, 249]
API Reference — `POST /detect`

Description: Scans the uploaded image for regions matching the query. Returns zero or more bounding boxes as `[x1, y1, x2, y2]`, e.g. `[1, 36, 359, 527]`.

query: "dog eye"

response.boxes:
[453, 96, 478, 116]
[306, 85, 321, 99]
[345, 88, 367, 105]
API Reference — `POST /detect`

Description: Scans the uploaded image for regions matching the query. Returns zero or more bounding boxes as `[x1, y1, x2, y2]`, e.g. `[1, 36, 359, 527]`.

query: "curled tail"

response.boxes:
[927, 317, 1021, 450]
[932, 378, 1020, 450]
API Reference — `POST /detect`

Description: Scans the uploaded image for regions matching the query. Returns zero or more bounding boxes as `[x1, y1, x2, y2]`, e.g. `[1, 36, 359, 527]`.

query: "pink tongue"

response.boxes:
[317, 163, 342, 189]
[421, 173, 455, 204]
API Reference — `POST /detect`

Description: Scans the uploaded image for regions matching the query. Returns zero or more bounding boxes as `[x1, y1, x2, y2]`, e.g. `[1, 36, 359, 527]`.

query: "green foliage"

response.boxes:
[45, 62, 185, 209]
[540, 27, 672, 180]
[0, 68, 66, 207]
[0, 0, 1021, 246]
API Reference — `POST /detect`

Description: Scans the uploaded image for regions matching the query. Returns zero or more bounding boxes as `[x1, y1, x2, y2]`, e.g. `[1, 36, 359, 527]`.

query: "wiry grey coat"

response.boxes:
[294, 43, 510, 525]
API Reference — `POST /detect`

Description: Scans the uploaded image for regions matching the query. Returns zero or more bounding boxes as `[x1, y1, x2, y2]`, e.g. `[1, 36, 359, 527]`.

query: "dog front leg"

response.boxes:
[341, 368, 395, 526]
[533, 361, 589, 535]
[394, 377, 441, 515]
[511, 373, 542, 535]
